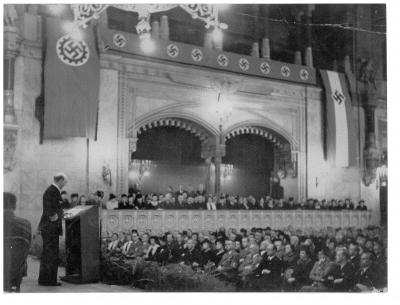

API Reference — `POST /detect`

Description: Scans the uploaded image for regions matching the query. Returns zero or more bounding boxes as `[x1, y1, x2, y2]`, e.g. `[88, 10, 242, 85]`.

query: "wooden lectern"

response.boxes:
[61, 205, 100, 284]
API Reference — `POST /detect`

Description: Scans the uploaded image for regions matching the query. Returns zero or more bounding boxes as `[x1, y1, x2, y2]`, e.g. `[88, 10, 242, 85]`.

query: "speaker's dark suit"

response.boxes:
[38, 184, 63, 285]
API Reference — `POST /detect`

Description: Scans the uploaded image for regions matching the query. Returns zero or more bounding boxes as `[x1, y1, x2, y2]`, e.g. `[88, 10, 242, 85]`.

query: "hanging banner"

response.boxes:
[44, 17, 100, 139]
[320, 70, 357, 167]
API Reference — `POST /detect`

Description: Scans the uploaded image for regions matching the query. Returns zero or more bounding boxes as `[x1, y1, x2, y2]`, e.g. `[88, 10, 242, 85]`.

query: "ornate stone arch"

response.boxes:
[128, 112, 220, 159]
[130, 111, 219, 139]
[223, 119, 298, 151]
[225, 126, 287, 149]
[137, 118, 211, 145]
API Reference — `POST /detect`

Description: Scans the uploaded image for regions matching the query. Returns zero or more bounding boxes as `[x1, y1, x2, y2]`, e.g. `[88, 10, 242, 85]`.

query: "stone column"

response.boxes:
[295, 11, 304, 54]
[261, 5, 270, 40]
[304, 5, 315, 67]
[4, 7, 20, 173]
[360, 72, 380, 186]
[204, 157, 213, 194]
[251, 42, 260, 58]
[261, 38, 270, 59]
[214, 137, 226, 195]
[214, 156, 222, 195]
[160, 15, 169, 40]
[305, 5, 315, 48]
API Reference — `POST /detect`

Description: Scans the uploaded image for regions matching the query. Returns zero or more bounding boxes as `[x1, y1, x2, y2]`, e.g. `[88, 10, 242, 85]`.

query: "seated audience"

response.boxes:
[101, 223, 386, 292]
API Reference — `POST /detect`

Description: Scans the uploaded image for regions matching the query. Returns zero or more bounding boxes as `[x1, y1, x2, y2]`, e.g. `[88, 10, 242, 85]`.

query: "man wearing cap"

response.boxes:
[38, 173, 68, 286]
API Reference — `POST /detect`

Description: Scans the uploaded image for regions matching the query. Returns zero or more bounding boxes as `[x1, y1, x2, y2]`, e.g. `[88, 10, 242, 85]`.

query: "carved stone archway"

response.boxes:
[223, 121, 303, 200]
[224, 119, 298, 151]
[129, 116, 218, 157]
[128, 116, 222, 193]
[225, 126, 287, 149]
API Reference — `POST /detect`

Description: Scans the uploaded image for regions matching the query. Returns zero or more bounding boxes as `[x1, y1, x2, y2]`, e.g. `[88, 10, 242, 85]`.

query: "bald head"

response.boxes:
[53, 173, 68, 189]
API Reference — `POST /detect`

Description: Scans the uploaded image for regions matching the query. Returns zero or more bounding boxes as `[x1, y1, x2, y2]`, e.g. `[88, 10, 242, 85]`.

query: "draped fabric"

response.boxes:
[320, 70, 357, 167]
[44, 17, 99, 139]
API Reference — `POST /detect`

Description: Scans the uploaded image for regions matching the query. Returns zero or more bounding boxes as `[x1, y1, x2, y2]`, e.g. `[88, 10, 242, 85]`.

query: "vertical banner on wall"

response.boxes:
[44, 17, 100, 139]
[320, 70, 356, 167]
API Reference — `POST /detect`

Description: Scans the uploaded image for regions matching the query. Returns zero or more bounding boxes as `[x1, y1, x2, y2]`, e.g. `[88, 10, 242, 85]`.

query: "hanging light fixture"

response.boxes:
[68, 4, 228, 40]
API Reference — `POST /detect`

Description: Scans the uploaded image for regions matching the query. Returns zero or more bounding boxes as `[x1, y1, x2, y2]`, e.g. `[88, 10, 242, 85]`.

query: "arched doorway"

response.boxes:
[128, 118, 216, 194]
[222, 134, 274, 197]
[223, 125, 296, 200]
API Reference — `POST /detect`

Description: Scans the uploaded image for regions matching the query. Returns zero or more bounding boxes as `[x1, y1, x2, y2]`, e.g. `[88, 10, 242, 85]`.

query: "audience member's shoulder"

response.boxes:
[14, 215, 31, 227]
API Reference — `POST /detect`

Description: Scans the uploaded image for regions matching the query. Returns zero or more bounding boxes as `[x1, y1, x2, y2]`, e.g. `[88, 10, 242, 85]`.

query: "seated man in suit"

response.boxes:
[155, 237, 171, 266]
[179, 238, 202, 269]
[200, 240, 216, 269]
[213, 239, 226, 266]
[348, 242, 360, 270]
[124, 231, 144, 258]
[300, 248, 337, 292]
[372, 240, 387, 287]
[251, 243, 283, 291]
[353, 252, 383, 291]
[121, 233, 134, 256]
[4, 192, 32, 292]
[170, 233, 185, 263]
[327, 247, 355, 291]
[284, 247, 314, 291]
[107, 233, 121, 255]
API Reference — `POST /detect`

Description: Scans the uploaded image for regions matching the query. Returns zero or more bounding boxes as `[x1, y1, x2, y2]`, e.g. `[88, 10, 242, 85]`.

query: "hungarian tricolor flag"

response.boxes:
[320, 70, 356, 167]
[44, 17, 99, 139]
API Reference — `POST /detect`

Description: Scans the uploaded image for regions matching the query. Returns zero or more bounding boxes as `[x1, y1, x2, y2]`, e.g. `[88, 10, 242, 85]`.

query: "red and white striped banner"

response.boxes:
[320, 70, 356, 167]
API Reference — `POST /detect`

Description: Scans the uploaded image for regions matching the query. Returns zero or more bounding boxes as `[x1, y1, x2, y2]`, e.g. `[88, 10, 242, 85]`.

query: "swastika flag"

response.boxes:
[44, 17, 99, 139]
[320, 70, 356, 167]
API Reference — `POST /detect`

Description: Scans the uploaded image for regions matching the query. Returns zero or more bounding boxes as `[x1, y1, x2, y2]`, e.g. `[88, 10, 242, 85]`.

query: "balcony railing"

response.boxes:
[101, 209, 372, 235]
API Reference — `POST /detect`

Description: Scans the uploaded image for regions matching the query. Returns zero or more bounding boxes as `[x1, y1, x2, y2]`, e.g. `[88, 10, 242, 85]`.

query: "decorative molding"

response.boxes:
[132, 109, 220, 138]
[116, 71, 128, 194]
[101, 210, 372, 234]
[225, 126, 286, 148]
[136, 118, 210, 144]
[223, 119, 299, 151]
[100, 54, 322, 101]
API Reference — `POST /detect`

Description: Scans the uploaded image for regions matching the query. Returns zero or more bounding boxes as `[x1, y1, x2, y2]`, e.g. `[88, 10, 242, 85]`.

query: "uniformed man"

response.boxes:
[238, 243, 262, 279]
[216, 239, 240, 282]
[239, 237, 250, 263]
